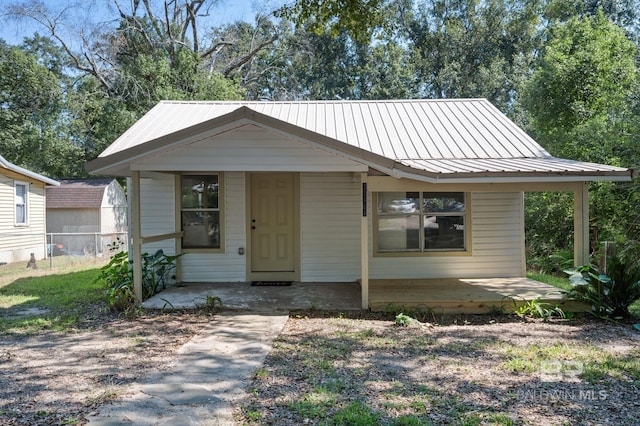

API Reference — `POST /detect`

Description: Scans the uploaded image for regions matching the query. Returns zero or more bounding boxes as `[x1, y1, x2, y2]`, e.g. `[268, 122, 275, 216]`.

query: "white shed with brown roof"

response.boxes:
[46, 179, 127, 255]
[86, 99, 632, 309]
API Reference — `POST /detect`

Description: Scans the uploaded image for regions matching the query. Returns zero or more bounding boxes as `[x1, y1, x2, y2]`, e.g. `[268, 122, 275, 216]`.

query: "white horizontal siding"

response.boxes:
[134, 125, 367, 173]
[181, 172, 246, 282]
[370, 192, 524, 279]
[0, 176, 47, 263]
[140, 174, 176, 255]
[300, 173, 361, 281]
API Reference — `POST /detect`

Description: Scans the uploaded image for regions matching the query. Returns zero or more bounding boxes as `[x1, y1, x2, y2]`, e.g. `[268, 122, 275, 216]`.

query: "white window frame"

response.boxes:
[14, 181, 29, 226]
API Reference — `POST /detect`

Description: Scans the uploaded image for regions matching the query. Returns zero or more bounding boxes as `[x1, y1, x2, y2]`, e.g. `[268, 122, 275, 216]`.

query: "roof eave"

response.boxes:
[86, 106, 397, 176]
[0, 155, 60, 186]
[392, 164, 634, 184]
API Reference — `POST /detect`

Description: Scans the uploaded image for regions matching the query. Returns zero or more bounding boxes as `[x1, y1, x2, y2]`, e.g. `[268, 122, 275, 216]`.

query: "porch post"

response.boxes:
[573, 181, 589, 267]
[361, 172, 369, 309]
[131, 170, 143, 303]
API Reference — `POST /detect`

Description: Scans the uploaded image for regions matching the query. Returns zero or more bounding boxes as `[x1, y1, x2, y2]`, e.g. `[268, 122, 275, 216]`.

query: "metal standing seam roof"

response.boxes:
[91, 99, 631, 180]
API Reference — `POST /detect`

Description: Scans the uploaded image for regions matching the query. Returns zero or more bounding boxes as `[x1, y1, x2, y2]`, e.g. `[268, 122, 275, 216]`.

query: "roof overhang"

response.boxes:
[0, 155, 60, 186]
[86, 106, 397, 176]
[86, 105, 633, 184]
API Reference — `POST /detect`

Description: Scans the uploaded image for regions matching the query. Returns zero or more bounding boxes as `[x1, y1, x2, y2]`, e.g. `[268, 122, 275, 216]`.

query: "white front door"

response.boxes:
[250, 173, 297, 280]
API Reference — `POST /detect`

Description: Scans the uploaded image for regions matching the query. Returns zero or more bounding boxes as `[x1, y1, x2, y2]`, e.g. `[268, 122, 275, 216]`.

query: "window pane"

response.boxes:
[423, 192, 464, 213]
[424, 216, 465, 250]
[182, 211, 220, 248]
[15, 184, 26, 223]
[16, 205, 26, 224]
[377, 192, 418, 215]
[15, 184, 26, 202]
[182, 175, 219, 209]
[377, 215, 420, 251]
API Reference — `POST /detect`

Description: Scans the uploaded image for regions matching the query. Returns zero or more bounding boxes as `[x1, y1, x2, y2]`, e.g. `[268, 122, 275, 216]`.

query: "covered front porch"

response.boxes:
[142, 278, 583, 315]
[370, 278, 585, 314]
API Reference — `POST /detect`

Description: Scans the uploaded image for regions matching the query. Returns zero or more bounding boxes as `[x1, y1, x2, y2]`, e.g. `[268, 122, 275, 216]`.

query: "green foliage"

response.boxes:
[0, 268, 104, 333]
[329, 401, 381, 425]
[409, 0, 544, 112]
[97, 246, 181, 312]
[524, 11, 638, 143]
[0, 39, 84, 177]
[526, 271, 572, 291]
[394, 312, 413, 326]
[564, 255, 640, 318]
[202, 295, 223, 312]
[512, 297, 566, 320]
[278, 0, 389, 43]
[522, 11, 640, 269]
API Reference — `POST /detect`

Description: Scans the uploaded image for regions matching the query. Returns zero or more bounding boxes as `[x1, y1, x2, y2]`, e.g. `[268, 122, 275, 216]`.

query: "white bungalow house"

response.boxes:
[86, 99, 632, 310]
[0, 154, 59, 264]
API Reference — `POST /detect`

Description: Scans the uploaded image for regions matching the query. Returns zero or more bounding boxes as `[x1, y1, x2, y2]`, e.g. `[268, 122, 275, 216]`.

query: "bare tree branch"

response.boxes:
[223, 34, 278, 76]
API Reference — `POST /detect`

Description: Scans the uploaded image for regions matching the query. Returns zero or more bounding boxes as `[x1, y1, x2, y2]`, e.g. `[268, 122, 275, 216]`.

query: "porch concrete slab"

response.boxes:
[369, 277, 585, 314]
[142, 281, 361, 311]
[86, 311, 289, 426]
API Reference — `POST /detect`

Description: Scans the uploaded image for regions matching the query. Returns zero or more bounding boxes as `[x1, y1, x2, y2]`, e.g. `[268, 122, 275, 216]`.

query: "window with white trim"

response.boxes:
[180, 174, 221, 249]
[376, 192, 467, 252]
[15, 181, 28, 226]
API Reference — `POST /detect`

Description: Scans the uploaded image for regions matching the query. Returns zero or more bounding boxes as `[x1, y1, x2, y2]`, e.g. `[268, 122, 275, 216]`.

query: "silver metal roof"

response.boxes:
[0, 154, 60, 186]
[90, 99, 630, 182]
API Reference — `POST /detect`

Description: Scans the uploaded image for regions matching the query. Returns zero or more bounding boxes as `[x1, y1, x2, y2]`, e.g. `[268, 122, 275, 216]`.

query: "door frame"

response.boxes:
[246, 172, 301, 282]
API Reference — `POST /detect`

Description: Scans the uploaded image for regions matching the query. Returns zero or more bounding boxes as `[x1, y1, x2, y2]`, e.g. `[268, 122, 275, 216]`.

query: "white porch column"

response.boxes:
[131, 170, 143, 303]
[573, 181, 589, 266]
[361, 172, 369, 309]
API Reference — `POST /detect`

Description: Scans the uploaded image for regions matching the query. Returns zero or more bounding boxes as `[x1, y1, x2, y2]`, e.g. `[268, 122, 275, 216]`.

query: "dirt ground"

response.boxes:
[237, 314, 640, 426]
[0, 311, 213, 425]
[1, 311, 639, 426]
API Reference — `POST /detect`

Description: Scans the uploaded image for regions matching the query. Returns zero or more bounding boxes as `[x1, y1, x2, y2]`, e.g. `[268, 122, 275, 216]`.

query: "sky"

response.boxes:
[0, 0, 278, 46]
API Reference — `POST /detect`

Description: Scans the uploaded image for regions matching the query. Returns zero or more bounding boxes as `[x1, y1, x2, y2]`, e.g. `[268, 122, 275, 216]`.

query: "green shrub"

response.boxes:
[96, 246, 181, 312]
[564, 255, 640, 318]
[395, 313, 413, 327]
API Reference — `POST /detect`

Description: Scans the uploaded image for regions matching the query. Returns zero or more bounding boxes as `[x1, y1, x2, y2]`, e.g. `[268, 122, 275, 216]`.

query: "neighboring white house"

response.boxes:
[0, 154, 59, 264]
[86, 99, 632, 308]
[46, 179, 128, 255]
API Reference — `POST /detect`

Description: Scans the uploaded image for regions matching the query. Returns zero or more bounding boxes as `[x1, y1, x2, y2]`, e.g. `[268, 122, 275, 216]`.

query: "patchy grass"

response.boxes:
[527, 271, 571, 291]
[238, 315, 640, 425]
[0, 258, 107, 334]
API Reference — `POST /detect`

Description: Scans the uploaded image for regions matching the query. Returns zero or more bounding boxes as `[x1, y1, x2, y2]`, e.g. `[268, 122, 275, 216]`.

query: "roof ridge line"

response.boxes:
[159, 98, 489, 105]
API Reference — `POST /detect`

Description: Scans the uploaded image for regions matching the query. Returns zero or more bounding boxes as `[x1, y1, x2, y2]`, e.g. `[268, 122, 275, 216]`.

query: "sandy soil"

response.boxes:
[1, 312, 639, 425]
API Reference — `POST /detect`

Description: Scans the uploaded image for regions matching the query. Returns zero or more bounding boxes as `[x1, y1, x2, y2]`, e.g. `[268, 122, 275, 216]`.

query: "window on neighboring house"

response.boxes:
[376, 192, 467, 253]
[180, 174, 221, 249]
[15, 181, 28, 226]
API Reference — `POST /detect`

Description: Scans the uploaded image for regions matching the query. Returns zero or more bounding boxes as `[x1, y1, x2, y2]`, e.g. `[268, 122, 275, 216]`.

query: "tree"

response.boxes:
[0, 39, 86, 177]
[278, 0, 391, 42]
[523, 11, 640, 268]
[5, 1, 244, 111]
[523, 11, 638, 162]
[407, 0, 544, 113]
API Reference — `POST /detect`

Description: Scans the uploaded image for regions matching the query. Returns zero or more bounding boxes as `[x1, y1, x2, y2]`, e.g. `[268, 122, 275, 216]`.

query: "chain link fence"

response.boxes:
[46, 232, 128, 269]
